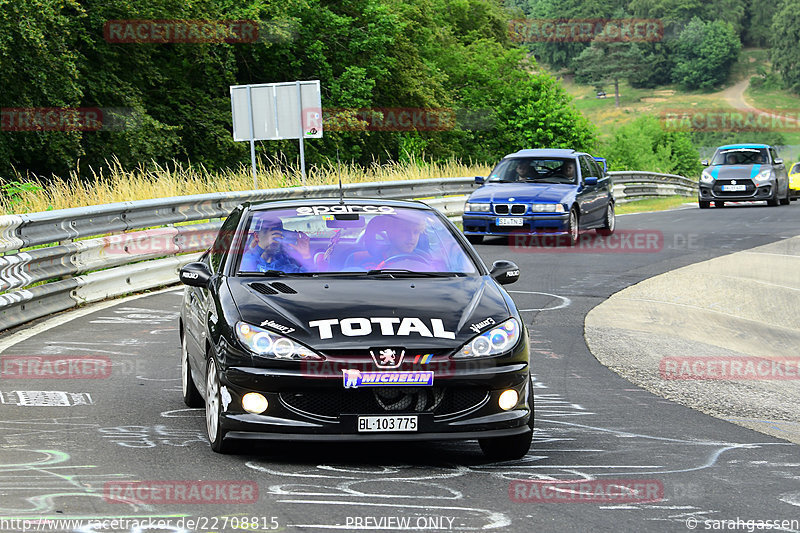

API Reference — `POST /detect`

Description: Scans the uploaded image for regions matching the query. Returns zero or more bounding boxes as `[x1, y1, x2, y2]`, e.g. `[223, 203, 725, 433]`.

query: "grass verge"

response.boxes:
[1, 157, 492, 215]
[616, 195, 693, 214]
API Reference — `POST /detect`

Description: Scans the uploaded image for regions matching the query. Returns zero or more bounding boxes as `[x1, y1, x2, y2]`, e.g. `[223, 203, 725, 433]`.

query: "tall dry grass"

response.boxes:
[1, 156, 492, 215]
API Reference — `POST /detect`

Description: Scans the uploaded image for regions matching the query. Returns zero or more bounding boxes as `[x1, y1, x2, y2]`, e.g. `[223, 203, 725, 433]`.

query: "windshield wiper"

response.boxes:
[240, 269, 286, 276]
[366, 269, 455, 278]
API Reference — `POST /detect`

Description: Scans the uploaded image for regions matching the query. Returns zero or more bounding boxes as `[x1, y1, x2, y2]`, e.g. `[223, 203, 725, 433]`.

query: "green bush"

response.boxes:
[601, 115, 702, 177]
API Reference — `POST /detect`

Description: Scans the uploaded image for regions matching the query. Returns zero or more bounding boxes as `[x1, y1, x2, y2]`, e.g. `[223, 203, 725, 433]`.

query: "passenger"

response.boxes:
[562, 160, 578, 181]
[240, 216, 310, 273]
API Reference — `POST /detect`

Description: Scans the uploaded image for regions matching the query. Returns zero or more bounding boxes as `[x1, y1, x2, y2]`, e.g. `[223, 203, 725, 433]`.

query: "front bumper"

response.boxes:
[215, 357, 532, 442]
[699, 178, 773, 202]
[462, 213, 569, 236]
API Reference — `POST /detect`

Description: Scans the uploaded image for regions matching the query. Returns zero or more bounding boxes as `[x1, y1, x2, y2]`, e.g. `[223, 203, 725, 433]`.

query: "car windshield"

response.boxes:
[234, 205, 478, 276]
[487, 157, 578, 184]
[711, 148, 768, 165]
[791, 163, 800, 174]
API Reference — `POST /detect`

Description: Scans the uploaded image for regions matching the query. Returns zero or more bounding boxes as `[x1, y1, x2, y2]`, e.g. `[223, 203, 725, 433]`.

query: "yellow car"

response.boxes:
[790, 162, 800, 201]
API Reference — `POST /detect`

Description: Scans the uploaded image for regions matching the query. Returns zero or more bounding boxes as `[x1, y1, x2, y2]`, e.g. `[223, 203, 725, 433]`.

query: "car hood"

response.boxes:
[227, 276, 513, 350]
[470, 183, 574, 203]
[708, 165, 767, 180]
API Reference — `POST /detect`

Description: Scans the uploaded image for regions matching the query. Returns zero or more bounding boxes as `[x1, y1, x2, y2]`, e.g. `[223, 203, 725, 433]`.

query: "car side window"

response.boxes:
[588, 158, 604, 179]
[209, 208, 243, 274]
[579, 157, 594, 180]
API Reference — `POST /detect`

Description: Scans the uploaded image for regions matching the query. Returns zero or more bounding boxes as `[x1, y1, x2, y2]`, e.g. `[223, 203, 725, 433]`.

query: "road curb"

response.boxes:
[585, 236, 800, 444]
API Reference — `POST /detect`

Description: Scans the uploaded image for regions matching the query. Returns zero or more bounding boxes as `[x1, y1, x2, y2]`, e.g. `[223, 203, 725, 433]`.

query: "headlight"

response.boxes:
[530, 204, 565, 213]
[754, 169, 773, 182]
[700, 170, 714, 184]
[235, 322, 323, 360]
[452, 318, 521, 359]
[466, 202, 491, 212]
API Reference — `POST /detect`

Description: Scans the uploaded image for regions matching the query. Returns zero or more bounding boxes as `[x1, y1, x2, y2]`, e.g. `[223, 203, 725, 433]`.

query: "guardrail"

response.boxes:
[0, 172, 693, 333]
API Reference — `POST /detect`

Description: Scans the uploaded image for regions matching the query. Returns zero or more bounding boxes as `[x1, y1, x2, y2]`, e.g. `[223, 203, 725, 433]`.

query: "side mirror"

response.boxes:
[179, 262, 212, 288]
[474, 176, 485, 185]
[701, 160, 709, 166]
[490, 260, 520, 285]
[774, 158, 784, 165]
[584, 177, 598, 186]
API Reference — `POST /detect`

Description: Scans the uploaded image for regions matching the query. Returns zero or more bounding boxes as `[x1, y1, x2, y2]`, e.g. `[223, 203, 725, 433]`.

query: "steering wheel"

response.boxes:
[378, 252, 432, 270]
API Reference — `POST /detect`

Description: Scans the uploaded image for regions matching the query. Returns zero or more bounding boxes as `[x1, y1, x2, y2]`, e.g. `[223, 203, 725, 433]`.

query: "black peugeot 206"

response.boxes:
[178, 198, 532, 459]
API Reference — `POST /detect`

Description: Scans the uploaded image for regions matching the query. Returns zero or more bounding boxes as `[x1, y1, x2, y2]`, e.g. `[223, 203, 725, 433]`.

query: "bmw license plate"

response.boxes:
[358, 415, 418, 432]
[497, 217, 523, 226]
[722, 184, 746, 192]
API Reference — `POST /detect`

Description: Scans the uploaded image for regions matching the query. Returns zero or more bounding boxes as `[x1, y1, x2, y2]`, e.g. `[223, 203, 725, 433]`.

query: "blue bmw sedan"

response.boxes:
[462, 149, 615, 245]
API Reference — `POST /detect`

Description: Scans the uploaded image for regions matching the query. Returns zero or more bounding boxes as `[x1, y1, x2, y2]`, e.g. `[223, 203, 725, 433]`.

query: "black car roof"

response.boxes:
[504, 148, 586, 159]
[246, 197, 435, 212]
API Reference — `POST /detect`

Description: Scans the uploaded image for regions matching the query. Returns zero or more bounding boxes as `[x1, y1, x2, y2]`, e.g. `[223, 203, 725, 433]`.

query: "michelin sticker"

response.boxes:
[342, 369, 434, 389]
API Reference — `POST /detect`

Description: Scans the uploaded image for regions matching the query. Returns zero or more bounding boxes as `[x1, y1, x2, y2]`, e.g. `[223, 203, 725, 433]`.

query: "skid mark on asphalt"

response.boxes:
[239, 374, 800, 530]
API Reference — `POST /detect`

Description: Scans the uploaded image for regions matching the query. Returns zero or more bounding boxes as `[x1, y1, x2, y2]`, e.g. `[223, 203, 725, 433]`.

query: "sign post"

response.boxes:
[230, 80, 322, 187]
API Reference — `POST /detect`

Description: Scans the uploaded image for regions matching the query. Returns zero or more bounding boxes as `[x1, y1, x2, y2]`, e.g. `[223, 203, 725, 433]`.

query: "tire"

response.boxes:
[181, 332, 203, 408]
[714, 201, 725, 208]
[768, 188, 780, 207]
[565, 208, 579, 246]
[479, 380, 534, 461]
[205, 357, 230, 453]
[466, 235, 483, 245]
[781, 187, 791, 205]
[596, 202, 615, 236]
[699, 201, 710, 209]
[479, 430, 533, 461]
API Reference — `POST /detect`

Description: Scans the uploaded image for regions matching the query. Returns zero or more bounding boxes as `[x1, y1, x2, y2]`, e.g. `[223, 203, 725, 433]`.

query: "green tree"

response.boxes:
[770, 0, 800, 94]
[573, 41, 645, 107]
[671, 17, 740, 90]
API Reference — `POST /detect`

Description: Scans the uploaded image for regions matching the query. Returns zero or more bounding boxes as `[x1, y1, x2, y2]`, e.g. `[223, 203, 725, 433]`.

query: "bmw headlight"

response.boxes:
[700, 170, 714, 184]
[754, 169, 773, 182]
[235, 322, 323, 360]
[453, 318, 521, 359]
[530, 204, 565, 213]
[467, 202, 491, 212]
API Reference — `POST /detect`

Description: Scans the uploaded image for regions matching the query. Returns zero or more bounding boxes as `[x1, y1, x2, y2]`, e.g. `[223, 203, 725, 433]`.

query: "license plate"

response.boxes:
[722, 184, 746, 192]
[358, 415, 418, 432]
[497, 217, 523, 226]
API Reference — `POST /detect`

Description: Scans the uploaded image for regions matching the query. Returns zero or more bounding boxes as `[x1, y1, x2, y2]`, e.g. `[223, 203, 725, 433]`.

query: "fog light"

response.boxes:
[242, 392, 268, 414]
[498, 389, 519, 411]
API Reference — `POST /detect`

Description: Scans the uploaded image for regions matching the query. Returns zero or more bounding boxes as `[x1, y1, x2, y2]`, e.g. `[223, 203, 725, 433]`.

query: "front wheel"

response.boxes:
[565, 208, 579, 246]
[714, 201, 725, 208]
[699, 200, 710, 209]
[781, 186, 791, 205]
[479, 430, 533, 461]
[206, 358, 230, 453]
[596, 202, 615, 236]
[466, 235, 483, 245]
[181, 332, 203, 408]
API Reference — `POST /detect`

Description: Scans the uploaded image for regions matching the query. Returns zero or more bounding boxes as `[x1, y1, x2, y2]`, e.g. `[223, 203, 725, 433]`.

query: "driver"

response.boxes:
[240, 216, 311, 273]
[345, 214, 438, 270]
[562, 160, 577, 181]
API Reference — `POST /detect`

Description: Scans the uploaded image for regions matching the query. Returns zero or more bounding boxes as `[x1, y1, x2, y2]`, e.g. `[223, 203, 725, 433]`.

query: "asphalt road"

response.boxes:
[1, 201, 800, 533]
